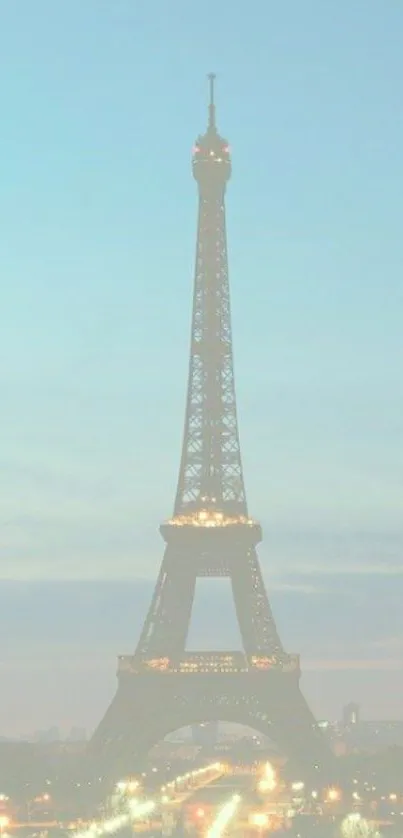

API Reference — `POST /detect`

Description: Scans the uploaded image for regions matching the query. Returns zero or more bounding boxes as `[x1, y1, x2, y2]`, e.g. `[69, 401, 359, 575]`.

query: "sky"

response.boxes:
[1, 0, 402, 735]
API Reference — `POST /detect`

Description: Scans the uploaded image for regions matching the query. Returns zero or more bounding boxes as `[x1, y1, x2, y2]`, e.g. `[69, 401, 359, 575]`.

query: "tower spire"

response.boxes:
[176, 75, 241, 515]
[208, 72, 216, 131]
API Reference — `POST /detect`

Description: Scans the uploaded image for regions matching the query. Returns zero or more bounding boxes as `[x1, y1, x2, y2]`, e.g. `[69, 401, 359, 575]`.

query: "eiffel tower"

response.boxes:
[91, 76, 332, 781]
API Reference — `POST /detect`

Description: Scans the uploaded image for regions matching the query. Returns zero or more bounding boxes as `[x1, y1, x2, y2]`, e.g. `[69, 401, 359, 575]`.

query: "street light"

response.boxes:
[327, 787, 341, 803]
[250, 812, 269, 835]
[291, 782, 304, 792]
[250, 812, 269, 827]
[0, 815, 10, 838]
[258, 763, 276, 793]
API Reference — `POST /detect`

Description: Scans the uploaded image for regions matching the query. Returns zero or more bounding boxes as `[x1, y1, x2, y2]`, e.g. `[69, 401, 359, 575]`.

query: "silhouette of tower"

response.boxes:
[91, 76, 332, 781]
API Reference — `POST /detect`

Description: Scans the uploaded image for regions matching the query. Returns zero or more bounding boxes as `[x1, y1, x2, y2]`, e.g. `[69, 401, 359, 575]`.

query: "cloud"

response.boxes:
[2, 520, 403, 581]
[2, 458, 403, 582]
[370, 636, 403, 653]
[259, 529, 403, 577]
[304, 659, 402, 672]
[0, 575, 400, 665]
[297, 562, 403, 576]
[0, 575, 401, 735]
[268, 580, 322, 594]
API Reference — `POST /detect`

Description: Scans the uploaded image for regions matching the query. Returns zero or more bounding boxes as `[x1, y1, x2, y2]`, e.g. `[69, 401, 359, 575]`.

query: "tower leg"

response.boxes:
[231, 548, 283, 657]
[136, 547, 196, 659]
[90, 672, 334, 786]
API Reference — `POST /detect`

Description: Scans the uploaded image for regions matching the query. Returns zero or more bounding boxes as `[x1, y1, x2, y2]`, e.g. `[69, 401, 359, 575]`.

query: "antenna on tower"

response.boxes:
[208, 72, 216, 130]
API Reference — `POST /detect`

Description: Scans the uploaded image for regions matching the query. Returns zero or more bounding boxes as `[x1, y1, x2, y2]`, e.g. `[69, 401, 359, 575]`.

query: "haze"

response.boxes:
[1, 0, 402, 736]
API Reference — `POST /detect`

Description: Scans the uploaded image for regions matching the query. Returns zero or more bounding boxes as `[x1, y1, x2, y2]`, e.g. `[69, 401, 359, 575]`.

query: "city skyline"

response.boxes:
[1, 0, 402, 733]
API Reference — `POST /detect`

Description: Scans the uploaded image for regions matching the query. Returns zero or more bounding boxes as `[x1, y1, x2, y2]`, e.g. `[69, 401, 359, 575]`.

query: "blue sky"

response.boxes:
[0, 1, 402, 733]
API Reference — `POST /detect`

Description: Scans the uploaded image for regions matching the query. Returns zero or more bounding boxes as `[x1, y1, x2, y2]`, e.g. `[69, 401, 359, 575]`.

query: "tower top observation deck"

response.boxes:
[192, 73, 231, 187]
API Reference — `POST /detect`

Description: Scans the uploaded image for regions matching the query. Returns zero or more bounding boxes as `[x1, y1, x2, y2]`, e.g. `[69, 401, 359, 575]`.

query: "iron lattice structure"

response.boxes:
[135, 74, 284, 663]
[91, 77, 332, 784]
[175, 76, 245, 516]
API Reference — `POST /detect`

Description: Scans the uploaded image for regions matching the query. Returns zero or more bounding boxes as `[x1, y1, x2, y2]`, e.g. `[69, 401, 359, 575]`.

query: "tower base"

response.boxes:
[89, 665, 334, 784]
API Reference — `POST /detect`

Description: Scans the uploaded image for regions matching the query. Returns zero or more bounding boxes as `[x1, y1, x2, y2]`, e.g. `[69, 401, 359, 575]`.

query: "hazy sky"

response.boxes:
[1, 1, 402, 734]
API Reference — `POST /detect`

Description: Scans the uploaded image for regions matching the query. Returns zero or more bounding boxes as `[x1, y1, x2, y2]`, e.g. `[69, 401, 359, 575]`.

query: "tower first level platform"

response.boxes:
[117, 650, 300, 677]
